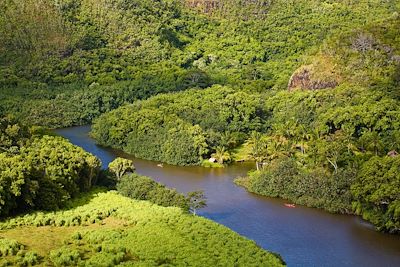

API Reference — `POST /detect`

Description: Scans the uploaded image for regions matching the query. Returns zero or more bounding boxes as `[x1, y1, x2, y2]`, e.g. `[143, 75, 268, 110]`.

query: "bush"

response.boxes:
[0, 238, 23, 257]
[91, 85, 265, 165]
[116, 173, 189, 211]
[49, 247, 81, 266]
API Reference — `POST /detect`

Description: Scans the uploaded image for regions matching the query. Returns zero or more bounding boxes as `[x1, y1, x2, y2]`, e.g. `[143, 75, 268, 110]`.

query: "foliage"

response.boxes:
[0, 120, 101, 216]
[108, 157, 135, 180]
[187, 190, 207, 215]
[351, 156, 400, 233]
[2, 0, 396, 128]
[91, 85, 265, 165]
[0, 237, 23, 256]
[236, 76, 400, 231]
[1, 0, 400, 234]
[211, 146, 231, 164]
[0, 68, 211, 128]
[49, 247, 81, 266]
[0, 191, 285, 266]
[116, 173, 189, 211]
[236, 158, 356, 213]
[0, 237, 40, 266]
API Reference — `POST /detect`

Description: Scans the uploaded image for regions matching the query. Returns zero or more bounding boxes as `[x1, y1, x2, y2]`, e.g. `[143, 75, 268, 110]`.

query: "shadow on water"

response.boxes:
[55, 125, 400, 267]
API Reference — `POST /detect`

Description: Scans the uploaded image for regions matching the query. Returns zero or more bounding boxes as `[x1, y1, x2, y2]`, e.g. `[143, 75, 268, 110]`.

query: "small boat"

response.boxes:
[157, 163, 164, 168]
[284, 203, 296, 208]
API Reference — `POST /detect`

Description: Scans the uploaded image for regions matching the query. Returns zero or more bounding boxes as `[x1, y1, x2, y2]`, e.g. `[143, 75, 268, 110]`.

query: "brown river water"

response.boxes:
[55, 125, 400, 267]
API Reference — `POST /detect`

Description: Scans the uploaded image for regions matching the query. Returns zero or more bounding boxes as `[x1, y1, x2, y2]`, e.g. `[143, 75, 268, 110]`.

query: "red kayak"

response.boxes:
[284, 203, 296, 208]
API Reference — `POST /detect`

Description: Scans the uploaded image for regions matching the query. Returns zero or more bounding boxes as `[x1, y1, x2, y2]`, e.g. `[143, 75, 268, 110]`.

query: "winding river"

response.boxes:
[55, 126, 400, 267]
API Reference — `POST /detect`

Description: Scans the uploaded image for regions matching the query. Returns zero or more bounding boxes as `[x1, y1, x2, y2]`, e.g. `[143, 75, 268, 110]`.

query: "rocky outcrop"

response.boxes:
[288, 65, 338, 91]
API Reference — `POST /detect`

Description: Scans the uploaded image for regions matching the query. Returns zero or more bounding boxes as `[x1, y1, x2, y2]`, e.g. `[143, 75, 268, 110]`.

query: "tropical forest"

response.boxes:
[0, 0, 399, 266]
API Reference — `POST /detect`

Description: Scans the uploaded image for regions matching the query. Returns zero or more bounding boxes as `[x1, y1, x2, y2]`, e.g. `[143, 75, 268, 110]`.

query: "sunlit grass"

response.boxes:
[0, 191, 285, 266]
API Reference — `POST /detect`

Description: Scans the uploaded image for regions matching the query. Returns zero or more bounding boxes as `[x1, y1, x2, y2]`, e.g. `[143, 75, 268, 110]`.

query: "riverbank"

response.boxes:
[0, 190, 284, 266]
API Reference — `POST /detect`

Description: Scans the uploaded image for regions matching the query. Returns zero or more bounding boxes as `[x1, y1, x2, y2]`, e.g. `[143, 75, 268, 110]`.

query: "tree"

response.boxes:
[187, 190, 207, 215]
[359, 130, 384, 156]
[248, 131, 267, 170]
[108, 157, 135, 180]
[211, 146, 231, 164]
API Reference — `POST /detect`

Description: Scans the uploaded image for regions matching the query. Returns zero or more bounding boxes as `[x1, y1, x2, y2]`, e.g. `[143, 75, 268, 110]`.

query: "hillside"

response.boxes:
[1, 0, 399, 127]
[0, 190, 284, 266]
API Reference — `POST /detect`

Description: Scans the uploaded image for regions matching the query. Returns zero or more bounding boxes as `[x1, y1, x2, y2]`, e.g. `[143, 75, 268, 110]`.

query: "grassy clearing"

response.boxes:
[0, 217, 127, 256]
[0, 191, 284, 266]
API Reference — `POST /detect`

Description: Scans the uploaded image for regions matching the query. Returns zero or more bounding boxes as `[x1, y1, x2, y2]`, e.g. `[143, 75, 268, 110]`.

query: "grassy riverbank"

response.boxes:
[0, 190, 285, 266]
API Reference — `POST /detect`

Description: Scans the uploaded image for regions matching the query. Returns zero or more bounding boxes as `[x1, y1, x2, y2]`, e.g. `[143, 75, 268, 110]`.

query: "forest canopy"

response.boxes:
[0, 117, 101, 216]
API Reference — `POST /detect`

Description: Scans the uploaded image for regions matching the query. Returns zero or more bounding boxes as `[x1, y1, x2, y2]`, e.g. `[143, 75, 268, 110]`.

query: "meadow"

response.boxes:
[0, 190, 284, 266]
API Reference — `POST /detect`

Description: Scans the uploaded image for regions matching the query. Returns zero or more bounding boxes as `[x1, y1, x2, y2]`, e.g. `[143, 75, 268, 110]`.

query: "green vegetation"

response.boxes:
[352, 156, 400, 232]
[1, 0, 398, 127]
[187, 190, 207, 216]
[108, 157, 135, 180]
[91, 9, 400, 232]
[0, 117, 101, 216]
[116, 173, 189, 211]
[91, 85, 264, 165]
[235, 80, 400, 232]
[1, 0, 399, 235]
[1, 118, 282, 265]
[0, 191, 284, 266]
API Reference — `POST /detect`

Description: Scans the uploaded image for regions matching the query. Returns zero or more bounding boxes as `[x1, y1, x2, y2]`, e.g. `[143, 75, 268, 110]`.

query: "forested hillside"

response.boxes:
[1, 0, 399, 234]
[1, 0, 398, 126]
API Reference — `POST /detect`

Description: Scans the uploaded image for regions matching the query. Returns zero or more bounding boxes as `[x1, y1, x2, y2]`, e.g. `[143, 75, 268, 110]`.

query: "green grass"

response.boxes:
[0, 191, 285, 266]
[200, 159, 224, 168]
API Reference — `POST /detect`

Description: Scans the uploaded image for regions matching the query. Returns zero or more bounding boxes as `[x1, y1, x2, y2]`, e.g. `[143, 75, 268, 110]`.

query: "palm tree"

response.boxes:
[248, 131, 267, 170]
[211, 146, 231, 164]
[266, 135, 289, 160]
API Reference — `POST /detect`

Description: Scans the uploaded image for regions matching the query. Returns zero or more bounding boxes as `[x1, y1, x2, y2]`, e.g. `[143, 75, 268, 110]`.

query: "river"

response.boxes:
[55, 125, 400, 267]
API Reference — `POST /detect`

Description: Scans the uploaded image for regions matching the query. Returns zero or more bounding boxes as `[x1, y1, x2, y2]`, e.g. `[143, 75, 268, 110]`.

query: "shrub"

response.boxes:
[240, 158, 355, 213]
[116, 174, 189, 211]
[0, 238, 23, 257]
[49, 247, 81, 266]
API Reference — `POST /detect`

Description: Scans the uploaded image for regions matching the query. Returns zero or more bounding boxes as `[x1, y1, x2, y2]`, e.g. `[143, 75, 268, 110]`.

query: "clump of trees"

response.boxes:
[0, 117, 101, 216]
[2, 0, 396, 129]
[91, 85, 265, 165]
[236, 82, 400, 232]
[0, 0, 399, 235]
[109, 157, 207, 213]
[116, 173, 189, 210]
[187, 190, 207, 215]
[108, 157, 135, 180]
[352, 156, 400, 233]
